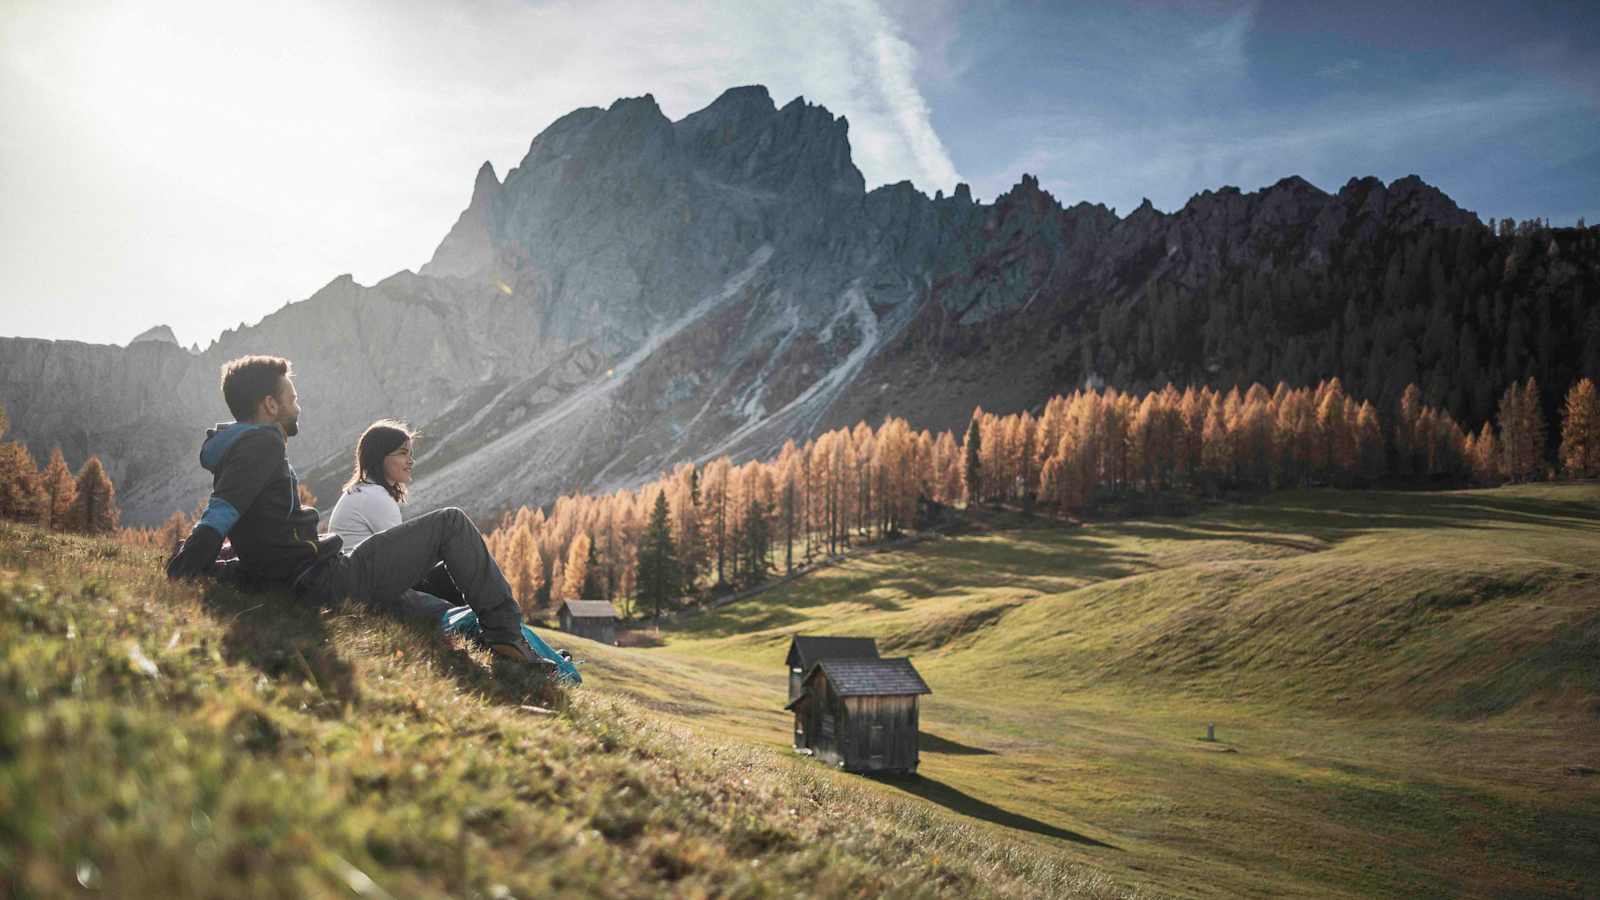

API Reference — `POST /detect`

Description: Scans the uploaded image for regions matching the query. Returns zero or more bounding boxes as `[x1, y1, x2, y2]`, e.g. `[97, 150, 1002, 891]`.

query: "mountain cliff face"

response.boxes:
[3, 84, 1592, 524]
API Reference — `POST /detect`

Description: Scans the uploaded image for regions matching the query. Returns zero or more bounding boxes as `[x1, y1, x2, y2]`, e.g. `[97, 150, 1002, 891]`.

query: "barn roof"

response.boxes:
[561, 600, 618, 619]
[785, 635, 880, 669]
[808, 657, 931, 697]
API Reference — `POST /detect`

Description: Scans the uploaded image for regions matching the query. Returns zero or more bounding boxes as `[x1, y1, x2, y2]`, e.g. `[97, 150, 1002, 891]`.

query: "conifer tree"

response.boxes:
[962, 417, 982, 506]
[65, 455, 119, 533]
[41, 447, 77, 530]
[1396, 384, 1424, 476]
[1498, 378, 1545, 481]
[740, 497, 771, 585]
[1467, 422, 1500, 484]
[1559, 378, 1600, 477]
[1522, 377, 1547, 477]
[933, 430, 962, 504]
[778, 455, 798, 574]
[549, 558, 566, 603]
[668, 463, 704, 590]
[580, 537, 604, 600]
[507, 526, 543, 609]
[1200, 405, 1230, 491]
[702, 458, 730, 585]
[157, 510, 191, 554]
[0, 442, 47, 524]
[635, 491, 679, 621]
[1355, 401, 1386, 483]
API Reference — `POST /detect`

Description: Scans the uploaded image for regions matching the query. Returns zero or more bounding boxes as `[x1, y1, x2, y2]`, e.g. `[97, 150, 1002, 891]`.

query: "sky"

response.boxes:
[2, 0, 1596, 348]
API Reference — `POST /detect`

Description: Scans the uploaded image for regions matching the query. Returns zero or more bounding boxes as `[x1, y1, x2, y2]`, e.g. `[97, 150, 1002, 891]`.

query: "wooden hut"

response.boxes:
[784, 635, 880, 703]
[558, 600, 619, 645]
[785, 657, 931, 775]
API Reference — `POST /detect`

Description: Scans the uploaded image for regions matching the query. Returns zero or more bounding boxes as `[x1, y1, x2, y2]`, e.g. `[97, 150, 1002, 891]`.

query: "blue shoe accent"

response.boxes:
[440, 606, 582, 685]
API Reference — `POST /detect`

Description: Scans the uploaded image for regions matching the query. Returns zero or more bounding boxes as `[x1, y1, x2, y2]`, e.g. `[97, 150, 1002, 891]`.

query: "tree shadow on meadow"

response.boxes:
[1195, 489, 1600, 542]
[916, 533, 1148, 584]
[882, 774, 1119, 849]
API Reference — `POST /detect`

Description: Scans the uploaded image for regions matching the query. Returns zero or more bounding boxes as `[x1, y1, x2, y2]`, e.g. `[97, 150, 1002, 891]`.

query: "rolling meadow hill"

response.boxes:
[5, 481, 1597, 897]
[1, 83, 1596, 526]
[583, 482, 1600, 898]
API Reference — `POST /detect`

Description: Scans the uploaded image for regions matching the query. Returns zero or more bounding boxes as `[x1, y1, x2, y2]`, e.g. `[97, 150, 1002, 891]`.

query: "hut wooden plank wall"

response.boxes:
[559, 600, 619, 645]
[785, 657, 931, 775]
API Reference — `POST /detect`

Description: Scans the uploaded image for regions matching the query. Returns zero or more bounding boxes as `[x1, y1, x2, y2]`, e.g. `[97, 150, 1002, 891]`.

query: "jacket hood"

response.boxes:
[200, 422, 279, 472]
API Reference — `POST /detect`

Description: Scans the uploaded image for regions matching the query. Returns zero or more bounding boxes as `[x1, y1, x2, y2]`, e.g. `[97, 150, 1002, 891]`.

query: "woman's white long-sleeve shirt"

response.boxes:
[327, 482, 402, 550]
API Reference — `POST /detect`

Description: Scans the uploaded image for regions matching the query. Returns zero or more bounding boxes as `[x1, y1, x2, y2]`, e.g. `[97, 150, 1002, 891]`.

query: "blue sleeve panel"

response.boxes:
[197, 496, 241, 537]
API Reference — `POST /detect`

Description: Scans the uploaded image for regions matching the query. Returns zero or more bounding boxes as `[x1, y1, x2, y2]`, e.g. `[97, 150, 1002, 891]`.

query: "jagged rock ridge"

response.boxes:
[4, 84, 1564, 524]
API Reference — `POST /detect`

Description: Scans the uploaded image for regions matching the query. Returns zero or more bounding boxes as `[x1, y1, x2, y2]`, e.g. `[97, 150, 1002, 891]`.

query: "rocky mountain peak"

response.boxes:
[470, 161, 502, 206]
[1266, 174, 1325, 196]
[421, 159, 504, 278]
[1384, 174, 1478, 228]
[677, 84, 777, 140]
[1126, 196, 1161, 221]
[674, 86, 863, 199]
[1255, 175, 1331, 227]
[128, 324, 179, 347]
[993, 173, 1061, 220]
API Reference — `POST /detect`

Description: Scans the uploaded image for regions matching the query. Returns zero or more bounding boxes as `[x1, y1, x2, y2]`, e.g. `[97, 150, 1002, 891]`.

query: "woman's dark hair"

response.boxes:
[343, 419, 415, 502]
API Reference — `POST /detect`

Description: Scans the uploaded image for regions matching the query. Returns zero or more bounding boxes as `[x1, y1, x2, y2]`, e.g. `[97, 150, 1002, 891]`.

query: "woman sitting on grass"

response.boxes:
[328, 420, 463, 610]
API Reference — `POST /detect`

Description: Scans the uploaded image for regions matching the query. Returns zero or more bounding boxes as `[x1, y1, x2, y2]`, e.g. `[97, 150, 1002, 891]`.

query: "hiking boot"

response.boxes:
[486, 637, 560, 673]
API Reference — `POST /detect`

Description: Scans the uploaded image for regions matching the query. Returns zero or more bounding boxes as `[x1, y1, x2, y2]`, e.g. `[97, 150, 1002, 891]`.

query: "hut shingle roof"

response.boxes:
[561, 600, 619, 619]
[785, 635, 880, 669]
[811, 657, 931, 697]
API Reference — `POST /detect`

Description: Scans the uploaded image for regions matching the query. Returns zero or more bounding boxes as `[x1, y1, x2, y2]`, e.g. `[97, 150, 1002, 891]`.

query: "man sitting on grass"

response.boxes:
[165, 354, 551, 670]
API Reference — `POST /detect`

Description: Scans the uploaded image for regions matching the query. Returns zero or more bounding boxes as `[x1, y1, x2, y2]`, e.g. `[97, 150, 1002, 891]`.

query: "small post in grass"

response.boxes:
[1205, 723, 1215, 742]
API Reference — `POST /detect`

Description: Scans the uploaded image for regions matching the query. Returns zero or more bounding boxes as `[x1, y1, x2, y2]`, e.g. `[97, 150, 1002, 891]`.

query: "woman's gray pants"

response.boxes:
[309, 507, 525, 643]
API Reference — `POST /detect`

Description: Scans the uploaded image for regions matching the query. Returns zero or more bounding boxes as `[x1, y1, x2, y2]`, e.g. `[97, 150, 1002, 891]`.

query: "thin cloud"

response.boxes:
[1188, 0, 1258, 74]
[1316, 58, 1364, 78]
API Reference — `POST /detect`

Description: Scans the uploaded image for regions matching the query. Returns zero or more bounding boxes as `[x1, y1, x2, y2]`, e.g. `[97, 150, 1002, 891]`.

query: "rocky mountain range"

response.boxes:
[4, 84, 1593, 525]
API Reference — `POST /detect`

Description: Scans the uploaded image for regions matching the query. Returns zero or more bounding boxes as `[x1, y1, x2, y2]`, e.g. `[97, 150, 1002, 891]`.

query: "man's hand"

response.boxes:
[165, 525, 225, 580]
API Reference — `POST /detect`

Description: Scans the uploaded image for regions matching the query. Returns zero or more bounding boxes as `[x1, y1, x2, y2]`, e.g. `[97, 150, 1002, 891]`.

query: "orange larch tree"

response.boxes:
[65, 455, 119, 534]
[1559, 378, 1600, 477]
[40, 447, 77, 530]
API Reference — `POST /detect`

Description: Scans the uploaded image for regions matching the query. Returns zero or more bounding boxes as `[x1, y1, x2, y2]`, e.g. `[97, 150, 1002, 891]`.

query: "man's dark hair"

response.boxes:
[221, 355, 291, 421]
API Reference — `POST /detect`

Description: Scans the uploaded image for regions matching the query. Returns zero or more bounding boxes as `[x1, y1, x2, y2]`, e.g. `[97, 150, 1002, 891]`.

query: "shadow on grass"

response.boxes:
[918, 535, 1147, 584]
[1210, 489, 1600, 542]
[918, 731, 996, 756]
[672, 604, 812, 639]
[198, 583, 562, 712]
[884, 775, 1119, 849]
[198, 583, 360, 712]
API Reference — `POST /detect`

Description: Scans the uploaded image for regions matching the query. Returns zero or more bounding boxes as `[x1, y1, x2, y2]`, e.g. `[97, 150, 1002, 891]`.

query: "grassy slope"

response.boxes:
[596, 483, 1600, 899]
[0, 526, 1119, 899]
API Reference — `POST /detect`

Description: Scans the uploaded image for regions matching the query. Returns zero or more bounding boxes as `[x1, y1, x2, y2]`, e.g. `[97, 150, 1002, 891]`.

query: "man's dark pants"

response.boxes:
[309, 507, 525, 642]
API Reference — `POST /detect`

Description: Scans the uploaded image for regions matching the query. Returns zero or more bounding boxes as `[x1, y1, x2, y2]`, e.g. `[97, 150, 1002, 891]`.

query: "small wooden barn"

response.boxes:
[558, 599, 619, 645]
[785, 635, 880, 704]
[785, 657, 931, 775]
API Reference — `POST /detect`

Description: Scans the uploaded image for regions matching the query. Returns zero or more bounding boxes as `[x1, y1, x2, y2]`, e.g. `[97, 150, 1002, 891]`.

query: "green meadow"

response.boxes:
[3, 483, 1597, 897]
[587, 483, 1600, 898]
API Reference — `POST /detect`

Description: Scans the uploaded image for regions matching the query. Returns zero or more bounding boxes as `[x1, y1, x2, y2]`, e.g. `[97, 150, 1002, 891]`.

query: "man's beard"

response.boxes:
[282, 416, 299, 437]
